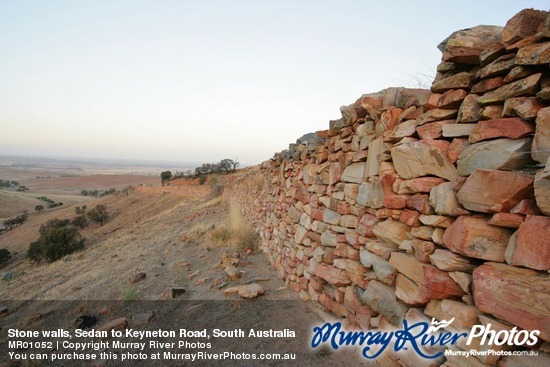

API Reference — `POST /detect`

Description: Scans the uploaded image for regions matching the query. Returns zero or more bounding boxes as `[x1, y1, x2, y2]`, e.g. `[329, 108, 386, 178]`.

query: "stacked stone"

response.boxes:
[223, 8, 550, 366]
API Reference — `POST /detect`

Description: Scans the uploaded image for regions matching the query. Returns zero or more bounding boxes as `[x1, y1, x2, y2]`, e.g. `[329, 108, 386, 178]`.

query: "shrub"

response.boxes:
[28, 222, 85, 262]
[0, 248, 11, 265]
[87, 204, 108, 226]
[71, 215, 88, 229]
[35, 204, 44, 212]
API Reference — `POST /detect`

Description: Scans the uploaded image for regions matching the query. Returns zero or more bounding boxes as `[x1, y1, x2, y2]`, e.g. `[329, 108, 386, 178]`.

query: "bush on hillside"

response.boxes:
[0, 248, 11, 266]
[28, 220, 85, 262]
[87, 204, 108, 226]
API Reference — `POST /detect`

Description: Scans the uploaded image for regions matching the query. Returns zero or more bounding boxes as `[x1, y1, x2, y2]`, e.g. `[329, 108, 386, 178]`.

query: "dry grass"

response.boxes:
[208, 206, 258, 251]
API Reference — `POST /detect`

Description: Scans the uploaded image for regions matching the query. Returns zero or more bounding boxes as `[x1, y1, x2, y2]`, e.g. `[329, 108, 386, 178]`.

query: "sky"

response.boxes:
[0, 0, 548, 166]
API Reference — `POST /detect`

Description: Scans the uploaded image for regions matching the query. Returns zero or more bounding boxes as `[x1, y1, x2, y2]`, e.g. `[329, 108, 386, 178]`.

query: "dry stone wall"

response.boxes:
[223, 8, 550, 366]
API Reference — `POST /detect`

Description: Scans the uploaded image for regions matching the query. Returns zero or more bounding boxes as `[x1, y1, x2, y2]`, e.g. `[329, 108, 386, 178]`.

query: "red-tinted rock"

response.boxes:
[395, 177, 447, 195]
[406, 194, 432, 215]
[457, 94, 482, 123]
[478, 73, 542, 106]
[514, 98, 546, 121]
[416, 120, 455, 139]
[481, 105, 504, 120]
[502, 9, 549, 45]
[470, 76, 504, 94]
[512, 215, 550, 270]
[399, 209, 421, 227]
[487, 213, 524, 228]
[447, 138, 470, 164]
[443, 216, 512, 261]
[431, 72, 475, 93]
[479, 41, 507, 66]
[457, 169, 534, 213]
[515, 42, 550, 65]
[439, 25, 503, 64]
[532, 107, 550, 164]
[473, 262, 550, 341]
[469, 117, 535, 143]
[438, 89, 468, 109]
[389, 252, 464, 301]
[315, 264, 351, 286]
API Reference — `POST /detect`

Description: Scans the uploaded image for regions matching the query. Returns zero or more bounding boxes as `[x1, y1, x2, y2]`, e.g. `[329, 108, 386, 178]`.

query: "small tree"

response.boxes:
[160, 171, 172, 186]
[35, 205, 44, 212]
[0, 248, 11, 266]
[28, 225, 85, 262]
[87, 205, 108, 226]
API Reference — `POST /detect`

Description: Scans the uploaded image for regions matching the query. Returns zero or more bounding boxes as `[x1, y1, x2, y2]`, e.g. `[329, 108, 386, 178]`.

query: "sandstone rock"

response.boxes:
[532, 107, 550, 164]
[416, 120, 454, 139]
[315, 264, 351, 286]
[429, 182, 468, 217]
[438, 89, 468, 109]
[323, 209, 341, 225]
[476, 55, 516, 80]
[429, 249, 477, 272]
[223, 283, 265, 299]
[468, 117, 535, 143]
[449, 271, 472, 294]
[473, 262, 550, 341]
[224, 265, 242, 280]
[538, 87, 550, 101]
[372, 219, 411, 247]
[320, 231, 338, 247]
[425, 299, 479, 329]
[439, 25, 503, 64]
[457, 94, 482, 123]
[441, 123, 475, 138]
[340, 214, 358, 228]
[341, 162, 366, 183]
[478, 73, 542, 106]
[502, 8, 549, 44]
[395, 177, 446, 194]
[319, 293, 347, 317]
[390, 119, 419, 141]
[481, 104, 504, 120]
[409, 238, 435, 261]
[406, 194, 432, 215]
[471, 76, 504, 94]
[417, 109, 458, 126]
[510, 215, 550, 270]
[514, 98, 545, 120]
[535, 161, 550, 215]
[294, 225, 308, 244]
[356, 179, 385, 209]
[431, 72, 474, 93]
[392, 140, 458, 181]
[457, 138, 534, 176]
[360, 249, 397, 285]
[443, 216, 512, 261]
[362, 280, 409, 326]
[456, 169, 535, 213]
[479, 41, 507, 66]
[503, 96, 529, 116]
[356, 213, 378, 238]
[365, 137, 384, 178]
[419, 214, 454, 228]
[488, 213, 524, 228]
[505, 64, 535, 83]
[389, 252, 464, 299]
[447, 138, 470, 164]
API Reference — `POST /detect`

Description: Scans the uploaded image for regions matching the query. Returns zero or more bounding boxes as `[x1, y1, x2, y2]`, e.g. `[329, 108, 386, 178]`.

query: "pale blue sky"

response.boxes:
[0, 0, 548, 165]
